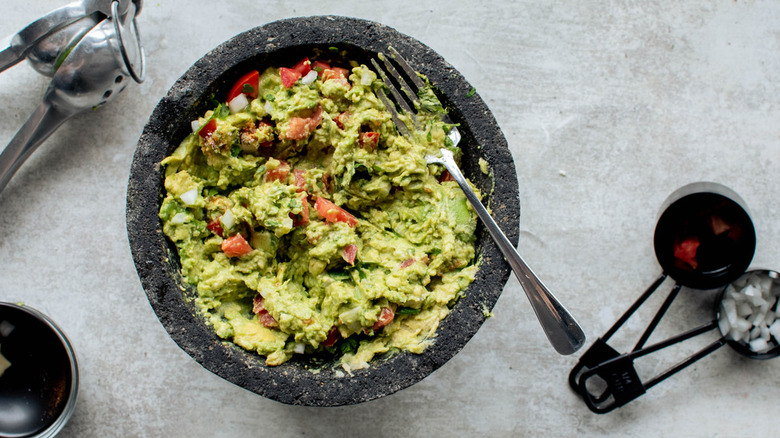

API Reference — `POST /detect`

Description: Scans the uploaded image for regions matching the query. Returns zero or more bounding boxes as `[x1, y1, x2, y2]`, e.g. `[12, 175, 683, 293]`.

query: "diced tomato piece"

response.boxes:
[359, 131, 379, 151]
[227, 70, 260, 102]
[311, 60, 330, 76]
[400, 258, 415, 269]
[293, 169, 307, 192]
[334, 111, 349, 129]
[314, 197, 358, 227]
[291, 57, 311, 76]
[266, 160, 291, 183]
[709, 215, 731, 236]
[198, 118, 217, 138]
[673, 236, 700, 270]
[284, 106, 323, 140]
[259, 312, 279, 328]
[252, 296, 279, 328]
[290, 193, 310, 227]
[323, 326, 341, 347]
[321, 67, 349, 83]
[341, 243, 357, 265]
[280, 67, 301, 88]
[321, 174, 332, 194]
[372, 307, 394, 331]
[439, 170, 455, 182]
[207, 218, 224, 237]
[222, 234, 252, 257]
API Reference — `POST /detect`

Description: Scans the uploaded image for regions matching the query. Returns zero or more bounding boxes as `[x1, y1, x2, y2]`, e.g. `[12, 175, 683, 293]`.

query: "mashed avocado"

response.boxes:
[159, 56, 480, 371]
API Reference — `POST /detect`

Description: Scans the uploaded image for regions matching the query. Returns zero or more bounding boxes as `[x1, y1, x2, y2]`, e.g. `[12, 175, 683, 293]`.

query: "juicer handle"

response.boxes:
[0, 95, 74, 194]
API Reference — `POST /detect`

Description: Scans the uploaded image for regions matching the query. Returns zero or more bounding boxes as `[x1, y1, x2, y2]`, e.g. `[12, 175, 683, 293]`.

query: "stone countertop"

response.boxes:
[1, 1, 778, 436]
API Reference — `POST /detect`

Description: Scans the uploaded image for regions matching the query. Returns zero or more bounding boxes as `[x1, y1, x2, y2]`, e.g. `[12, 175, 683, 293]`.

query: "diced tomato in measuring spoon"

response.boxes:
[265, 160, 291, 183]
[341, 243, 357, 265]
[198, 118, 217, 138]
[372, 307, 394, 331]
[290, 193, 310, 227]
[323, 326, 341, 347]
[314, 197, 358, 227]
[206, 218, 224, 237]
[311, 60, 331, 76]
[227, 70, 260, 102]
[673, 236, 700, 270]
[222, 234, 252, 257]
[291, 57, 311, 76]
[280, 67, 301, 88]
[359, 131, 379, 151]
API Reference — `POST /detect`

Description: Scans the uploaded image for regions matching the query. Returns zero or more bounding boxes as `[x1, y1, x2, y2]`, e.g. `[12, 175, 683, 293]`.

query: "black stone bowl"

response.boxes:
[126, 16, 519, 406]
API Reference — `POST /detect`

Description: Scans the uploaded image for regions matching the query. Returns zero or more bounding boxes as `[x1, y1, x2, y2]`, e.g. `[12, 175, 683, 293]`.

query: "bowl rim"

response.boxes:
[126, 15, 520, 406]
[0, 302, 79, 437]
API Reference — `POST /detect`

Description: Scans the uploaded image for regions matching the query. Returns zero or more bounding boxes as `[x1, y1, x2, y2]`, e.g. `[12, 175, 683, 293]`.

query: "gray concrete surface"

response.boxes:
[1, 1, 779, 436]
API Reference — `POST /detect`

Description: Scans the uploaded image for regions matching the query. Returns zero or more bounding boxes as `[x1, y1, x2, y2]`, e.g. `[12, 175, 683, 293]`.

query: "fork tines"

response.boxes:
[371, 46, 429, 137]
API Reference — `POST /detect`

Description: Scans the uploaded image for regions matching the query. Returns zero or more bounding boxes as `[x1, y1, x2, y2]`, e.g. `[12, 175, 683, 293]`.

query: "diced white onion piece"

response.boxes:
[737, 302, 753, 317]
[264, 100, 273, 115]
[723, 298, 737, 325]
[220, 209, 235, 230]
[0, 320, 15, 337]
[191, 119, 202, 132]
[170, 212, 189, 224]
[734, 318, 752, 332]
[769, 320, 780, 339]
[750, 338, 769, 353]
[301, 70, 317, 85]
[360, 72, 373, 86]
[294, 343, 306, 354]
[180, 188, 198, 206]
[228, 93, 249, 114]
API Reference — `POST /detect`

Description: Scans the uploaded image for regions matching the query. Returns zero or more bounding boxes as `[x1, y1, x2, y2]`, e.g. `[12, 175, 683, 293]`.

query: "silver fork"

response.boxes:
[372, 47, 585, 355]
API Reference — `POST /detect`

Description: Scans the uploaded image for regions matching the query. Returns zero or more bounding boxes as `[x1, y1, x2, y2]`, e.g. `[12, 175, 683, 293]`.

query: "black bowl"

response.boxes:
[126, 16, 519, 406]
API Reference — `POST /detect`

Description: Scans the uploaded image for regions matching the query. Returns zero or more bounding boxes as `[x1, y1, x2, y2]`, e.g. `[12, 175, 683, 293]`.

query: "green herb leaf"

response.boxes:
[230, 145, 241, 157]
[242, 84, 255, 94]
[466, 87, 476, 97]
[215, 103, 230, 119]
[329, 46, 339, 52]
[340, 337, 358, 354]
[396, 307, 422, 315]
[265, 93, 275, 102]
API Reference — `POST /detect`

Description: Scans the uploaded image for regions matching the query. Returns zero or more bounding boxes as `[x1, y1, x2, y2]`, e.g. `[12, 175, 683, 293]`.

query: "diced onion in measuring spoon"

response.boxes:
[718, 272, 780, 354]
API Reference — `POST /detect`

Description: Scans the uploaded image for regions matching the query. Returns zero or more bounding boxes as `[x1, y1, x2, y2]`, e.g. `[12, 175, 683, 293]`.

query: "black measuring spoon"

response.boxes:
[569, 182, 757, 413]
[0, 302, 79, 437]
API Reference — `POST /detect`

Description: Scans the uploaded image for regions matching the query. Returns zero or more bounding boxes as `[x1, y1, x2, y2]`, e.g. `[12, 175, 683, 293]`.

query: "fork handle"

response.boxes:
[439, 154, 586, 355]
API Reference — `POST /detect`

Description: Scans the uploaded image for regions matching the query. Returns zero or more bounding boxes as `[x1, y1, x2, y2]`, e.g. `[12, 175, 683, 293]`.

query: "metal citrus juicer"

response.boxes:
[569, 182, 778, 413]
[0, 0, 145, 194]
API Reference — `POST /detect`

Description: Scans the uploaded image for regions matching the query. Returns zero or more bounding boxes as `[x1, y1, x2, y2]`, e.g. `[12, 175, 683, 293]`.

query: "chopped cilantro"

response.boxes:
[340, 337, 358, 354]
[466, 87, 476, 97]
[329, 46, 339, 52]
[242, 84, 255, 94]
[265, 93, 275, 102]
[230, 145, 241, 157]
[396, 307, 421, 315]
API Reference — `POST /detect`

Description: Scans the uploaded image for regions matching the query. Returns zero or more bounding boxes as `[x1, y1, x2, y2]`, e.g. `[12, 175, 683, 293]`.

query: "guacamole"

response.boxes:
[159, 55, 480, 371]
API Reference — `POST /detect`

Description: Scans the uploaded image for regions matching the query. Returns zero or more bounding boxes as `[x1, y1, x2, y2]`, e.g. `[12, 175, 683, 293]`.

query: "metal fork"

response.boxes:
[372, 47, 586, 355]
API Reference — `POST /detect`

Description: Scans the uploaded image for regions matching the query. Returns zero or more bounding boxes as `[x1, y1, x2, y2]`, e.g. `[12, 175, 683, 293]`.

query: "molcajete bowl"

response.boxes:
[126, 15, 519, 406]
